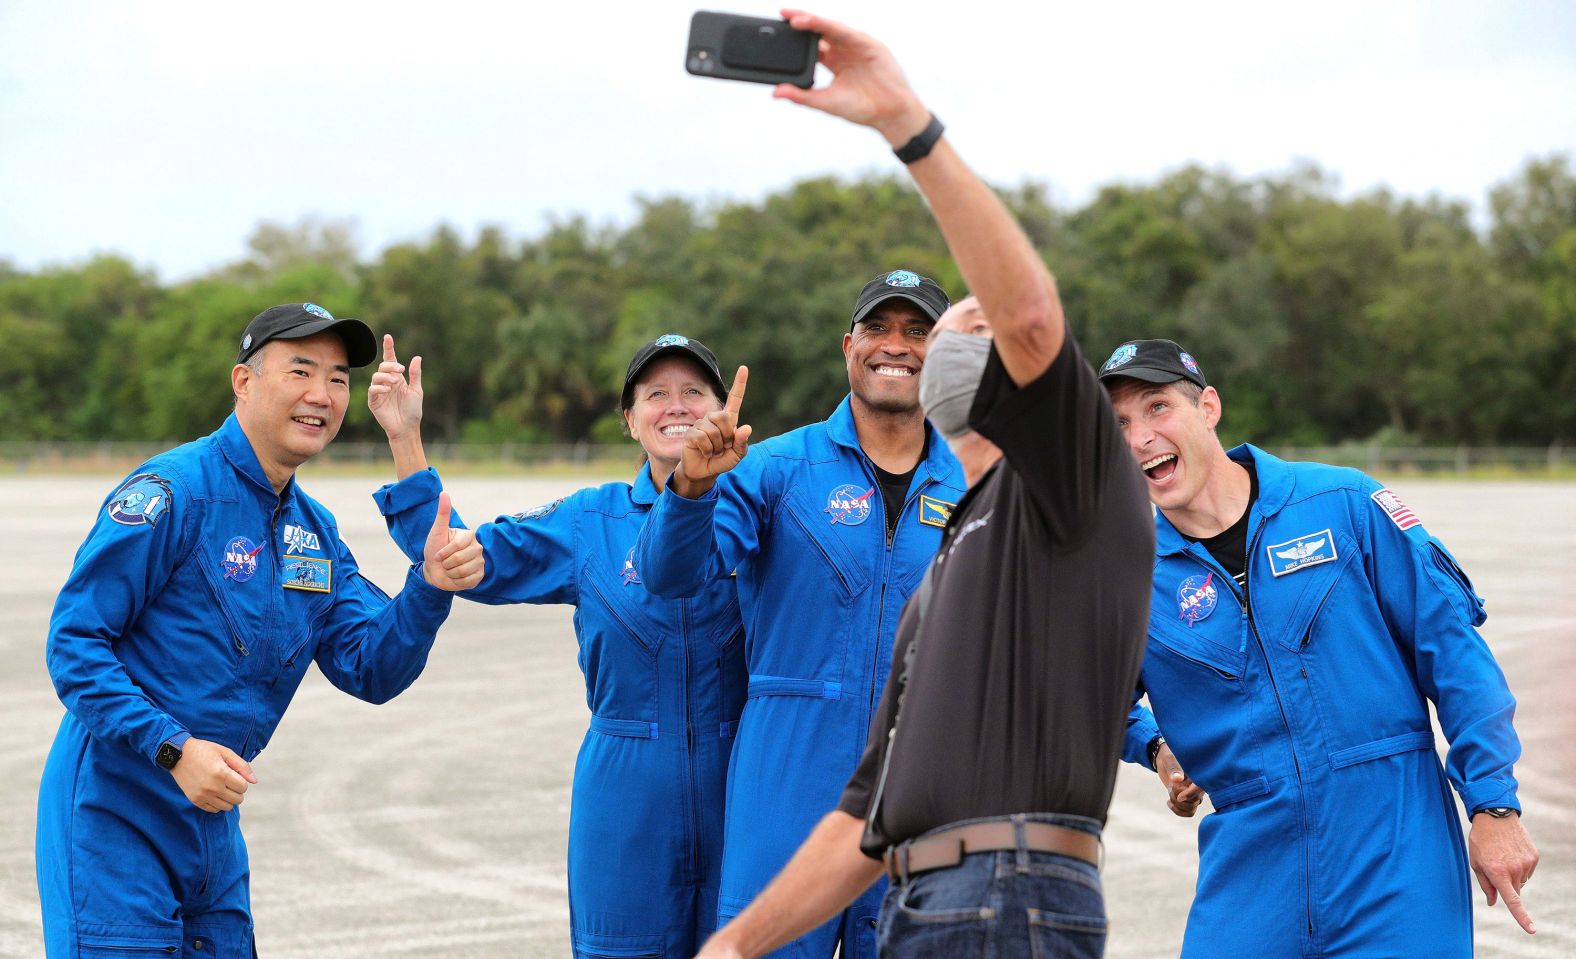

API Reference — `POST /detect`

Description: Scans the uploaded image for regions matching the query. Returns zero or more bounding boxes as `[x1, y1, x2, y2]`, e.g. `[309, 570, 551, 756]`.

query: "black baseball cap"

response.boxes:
[850, 269, 950, 330]
[621, 334, 727, 409]
[237, 303, 378, 368]
[1096, 338, 1207, 389]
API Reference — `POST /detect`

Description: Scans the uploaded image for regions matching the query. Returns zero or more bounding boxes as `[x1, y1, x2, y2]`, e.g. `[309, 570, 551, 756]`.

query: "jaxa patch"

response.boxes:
[283, 524, 321, 555]
[825, 484, 874, 526]
[918, 495, 954, 528]
[282, 556, 332, 592]
[1371, 488, 1420, 531]
[1266, 529, 1337, 577]
[620, 546, 641, 586]
[515, 498, 563, 521]
[1102, 344, 1137, 372]
[107, 473, 173, 527]
[1177, 572, 1219, 626]
[222, 535, 263, 583]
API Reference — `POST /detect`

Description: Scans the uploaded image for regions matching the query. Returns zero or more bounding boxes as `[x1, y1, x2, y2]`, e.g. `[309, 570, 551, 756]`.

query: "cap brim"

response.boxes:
[851, 292, 943, 328]
[271, 317, 379, 368]
[1097, 365, 1190, 385]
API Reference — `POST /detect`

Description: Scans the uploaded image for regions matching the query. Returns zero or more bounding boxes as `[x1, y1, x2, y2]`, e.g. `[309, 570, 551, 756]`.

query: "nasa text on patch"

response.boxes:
[1371, 488, 1421, 531]
[107, 473, 174, 527]
[918, 495, 955, 528]
[824, 484, 874, 526]
[282, 556, 332, 593]
[1266, 529, 1338, 577]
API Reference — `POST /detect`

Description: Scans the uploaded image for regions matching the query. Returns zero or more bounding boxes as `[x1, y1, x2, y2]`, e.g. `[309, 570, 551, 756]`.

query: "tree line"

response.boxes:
[3, 155, 1573, 449]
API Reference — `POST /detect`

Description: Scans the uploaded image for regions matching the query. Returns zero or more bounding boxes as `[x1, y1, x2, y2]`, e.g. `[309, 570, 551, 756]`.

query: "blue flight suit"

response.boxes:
[374, 464, 747, 959]
[38, 413, 454, 958]
[634, 396, 966, 959]
[1124, 445, 1521, 958]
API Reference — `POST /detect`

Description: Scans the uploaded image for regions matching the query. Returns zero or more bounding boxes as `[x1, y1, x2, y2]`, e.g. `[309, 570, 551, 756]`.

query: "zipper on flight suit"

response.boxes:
[858, 456, 929, 723]
[680, 598, 701, 884]
[1234, 530, 1318, 948]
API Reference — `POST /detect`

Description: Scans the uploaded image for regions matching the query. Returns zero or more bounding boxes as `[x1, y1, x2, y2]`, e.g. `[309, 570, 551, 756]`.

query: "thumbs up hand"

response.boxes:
[422, 492, 485, 591]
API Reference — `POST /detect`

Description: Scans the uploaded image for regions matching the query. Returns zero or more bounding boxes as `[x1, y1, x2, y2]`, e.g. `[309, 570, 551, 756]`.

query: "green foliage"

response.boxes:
[3, 155, 1574, 446]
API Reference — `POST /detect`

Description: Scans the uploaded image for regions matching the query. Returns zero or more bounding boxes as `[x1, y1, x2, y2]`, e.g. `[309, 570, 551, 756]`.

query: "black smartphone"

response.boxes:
[685, 11, 818, 88]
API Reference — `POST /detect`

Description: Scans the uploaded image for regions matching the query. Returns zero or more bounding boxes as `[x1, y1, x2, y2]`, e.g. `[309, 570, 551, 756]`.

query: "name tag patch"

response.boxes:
[918, 494, 954, 528]
[1266, 529, 1337, 577]
[283, 556, 332, 592]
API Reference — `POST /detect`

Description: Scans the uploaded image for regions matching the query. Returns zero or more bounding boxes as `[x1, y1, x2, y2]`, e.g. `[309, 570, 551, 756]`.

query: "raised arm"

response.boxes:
[367, 333, 430, 480]
[774, 9, 1064, 386]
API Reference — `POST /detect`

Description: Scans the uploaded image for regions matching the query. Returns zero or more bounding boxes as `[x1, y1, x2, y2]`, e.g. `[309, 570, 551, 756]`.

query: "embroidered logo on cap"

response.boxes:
[653, 334, 690, 348]
[621, 546, 641, 586]
[885, 270, 922, 288]
[1177, 573, 1218, 626]
[1180, 352, 1200, 375]
[1371, 488, 1420, 531]
[1266, 529, 1337, 577]
[1103, 344, 1137, 371]
[825, 485, 874, 526]
[302, 303, 333, 319]
[107, 472, 173, 527]
[282, 556, 331, 592]
[223, 535, 263, 582]
[241, 333, 253, 350]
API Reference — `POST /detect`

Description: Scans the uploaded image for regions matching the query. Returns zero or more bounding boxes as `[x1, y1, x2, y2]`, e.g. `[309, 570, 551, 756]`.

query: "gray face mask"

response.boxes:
[919, 329, 993, 438]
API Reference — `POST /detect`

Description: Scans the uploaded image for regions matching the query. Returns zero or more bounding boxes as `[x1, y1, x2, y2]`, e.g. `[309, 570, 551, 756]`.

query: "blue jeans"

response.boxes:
[876, 814, 1106, 959]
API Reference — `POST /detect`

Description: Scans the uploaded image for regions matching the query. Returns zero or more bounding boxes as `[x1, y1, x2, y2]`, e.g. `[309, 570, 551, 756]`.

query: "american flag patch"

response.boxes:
[1371, 488, 1420, 530]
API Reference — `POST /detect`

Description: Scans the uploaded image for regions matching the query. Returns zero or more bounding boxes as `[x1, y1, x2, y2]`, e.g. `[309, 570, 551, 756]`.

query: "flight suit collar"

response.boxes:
[1154, 443, 1294, 557]
[631, 462, 660, 506]
[214, 412, 296, 503]
[825, 393, 956, 486]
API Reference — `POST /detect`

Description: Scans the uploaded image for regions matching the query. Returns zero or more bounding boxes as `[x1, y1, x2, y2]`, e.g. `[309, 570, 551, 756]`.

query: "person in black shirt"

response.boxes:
[693, 12, 1154, 959]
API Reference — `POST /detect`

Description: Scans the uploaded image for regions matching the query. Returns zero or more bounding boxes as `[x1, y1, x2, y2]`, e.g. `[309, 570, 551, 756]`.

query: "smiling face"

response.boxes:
[1107, 378, 1225, 512]
[843, 299, 934, 415]
[622, 354, 725, 476]
[232, 332, 351, 490]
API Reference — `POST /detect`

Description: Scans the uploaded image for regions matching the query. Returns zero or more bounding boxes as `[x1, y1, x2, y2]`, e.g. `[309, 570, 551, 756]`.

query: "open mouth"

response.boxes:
[873, 364, 914, 378]
[1141, 452, 1178, 482]
[292, 415, 327, 430]
[659, 424, 692, 437]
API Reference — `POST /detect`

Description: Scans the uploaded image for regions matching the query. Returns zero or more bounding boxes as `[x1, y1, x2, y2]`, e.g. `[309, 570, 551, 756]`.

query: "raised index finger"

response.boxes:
[725, 366, 749, 417]
[382, 333, 398, 365]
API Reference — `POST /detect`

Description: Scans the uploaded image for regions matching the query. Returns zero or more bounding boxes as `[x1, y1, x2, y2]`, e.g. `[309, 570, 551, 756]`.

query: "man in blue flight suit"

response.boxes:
[1103, 339, 1539, 957]
[635, 270, 966, 958]
[37, 303, 485, 958]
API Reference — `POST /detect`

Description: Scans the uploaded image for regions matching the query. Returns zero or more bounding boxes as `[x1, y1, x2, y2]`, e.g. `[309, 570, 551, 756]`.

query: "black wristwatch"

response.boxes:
[1147, 734, 1166, 770]
[155, 741, 183, 771]
[1477, 806, 1518, 819]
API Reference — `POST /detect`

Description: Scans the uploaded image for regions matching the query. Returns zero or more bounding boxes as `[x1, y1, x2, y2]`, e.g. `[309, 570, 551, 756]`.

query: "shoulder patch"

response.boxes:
[1371, 488, 1420, 531]
[515, 498, 563, 521]
[107, 472, 174, 527]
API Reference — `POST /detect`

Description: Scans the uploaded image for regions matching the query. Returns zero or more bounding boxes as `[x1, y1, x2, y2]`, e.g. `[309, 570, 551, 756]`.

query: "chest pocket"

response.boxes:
[581, 555, 668, 658]
[274, 518, 338, 669]
[1257, 531, 1358, 653]
[778, 485, 872, 601]
[1144, 597, 1262, 798]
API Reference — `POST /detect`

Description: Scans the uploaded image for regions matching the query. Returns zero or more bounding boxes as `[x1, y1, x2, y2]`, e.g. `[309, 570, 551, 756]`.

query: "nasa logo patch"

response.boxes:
[1103, 344, 1137, 372]
[106, 472, 173, 527]
[1177, 573, 1219, 626]
[620, 546, 641, 586]
[1179, 351, 1200, 375]
[825, 484, 874, 526]
[222, 535, 263, 583]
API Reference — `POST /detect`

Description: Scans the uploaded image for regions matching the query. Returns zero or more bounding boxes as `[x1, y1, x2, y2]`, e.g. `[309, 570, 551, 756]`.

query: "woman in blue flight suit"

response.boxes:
[369, 333, 747, 959]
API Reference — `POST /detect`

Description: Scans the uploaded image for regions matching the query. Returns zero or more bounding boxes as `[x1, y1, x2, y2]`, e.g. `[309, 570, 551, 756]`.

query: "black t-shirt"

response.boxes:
[1192, 461, 1258, 591]
[837, 333, 1155, 858]
[871, 459, 919, 538]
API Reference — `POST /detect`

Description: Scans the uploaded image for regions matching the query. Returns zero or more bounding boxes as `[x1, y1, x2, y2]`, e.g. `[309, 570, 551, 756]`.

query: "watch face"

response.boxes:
[156, 742, 182, 770]
[1484, 807, 1516, 818]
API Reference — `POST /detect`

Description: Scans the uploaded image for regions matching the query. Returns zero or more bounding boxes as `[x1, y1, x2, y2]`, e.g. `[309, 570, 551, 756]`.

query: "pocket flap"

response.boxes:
[747, 674, 842, 700]
[1209, 775, 1270, 809]
[1330, 730, 1434, 769]
[1149, 615, 1248, 680]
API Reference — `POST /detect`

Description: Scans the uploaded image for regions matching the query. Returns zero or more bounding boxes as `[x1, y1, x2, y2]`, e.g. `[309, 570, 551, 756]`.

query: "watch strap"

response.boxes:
[893, 115, 945, 165]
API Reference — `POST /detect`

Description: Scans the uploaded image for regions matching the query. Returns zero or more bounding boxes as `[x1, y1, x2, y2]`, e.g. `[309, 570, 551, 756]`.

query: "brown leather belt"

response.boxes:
[883, 820, 1100, 882]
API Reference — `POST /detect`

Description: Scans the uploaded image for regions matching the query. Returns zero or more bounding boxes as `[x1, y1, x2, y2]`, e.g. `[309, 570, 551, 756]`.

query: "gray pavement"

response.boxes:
[1, 472, 1570, 957]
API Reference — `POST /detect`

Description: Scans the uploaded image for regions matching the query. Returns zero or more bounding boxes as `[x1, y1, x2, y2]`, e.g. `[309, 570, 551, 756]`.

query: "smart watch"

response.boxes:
[1477, 806, 1518, 819]
[155, 741, 183, 771]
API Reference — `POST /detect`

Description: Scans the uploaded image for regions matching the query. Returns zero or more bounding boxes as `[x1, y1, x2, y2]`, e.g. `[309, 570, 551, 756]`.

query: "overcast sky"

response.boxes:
[3, 0, 1573, 281]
